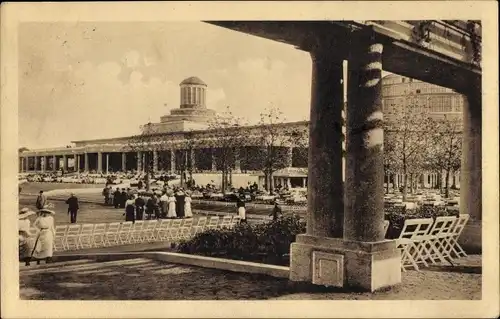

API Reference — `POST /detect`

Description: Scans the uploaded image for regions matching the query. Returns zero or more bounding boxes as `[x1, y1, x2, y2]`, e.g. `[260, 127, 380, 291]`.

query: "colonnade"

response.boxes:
[19, 146, 297, 175]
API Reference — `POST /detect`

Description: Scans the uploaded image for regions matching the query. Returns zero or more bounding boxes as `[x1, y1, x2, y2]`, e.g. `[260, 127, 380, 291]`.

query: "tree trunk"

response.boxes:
[385, 174, 390, 194]
[445, 169, 450, 198]
[402, 170, 407, 202]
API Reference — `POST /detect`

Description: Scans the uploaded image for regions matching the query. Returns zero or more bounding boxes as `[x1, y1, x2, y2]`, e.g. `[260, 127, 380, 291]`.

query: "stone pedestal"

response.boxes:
[290, 235, 401, 291]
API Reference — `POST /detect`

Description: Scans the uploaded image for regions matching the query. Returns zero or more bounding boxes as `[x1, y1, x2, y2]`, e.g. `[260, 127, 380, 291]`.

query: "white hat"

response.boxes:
[19, 208, 36, 219]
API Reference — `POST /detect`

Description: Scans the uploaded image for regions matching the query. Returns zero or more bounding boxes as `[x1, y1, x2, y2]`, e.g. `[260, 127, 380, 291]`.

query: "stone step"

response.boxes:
[20, 258, 152, 275]
[19, 259, 94, 272]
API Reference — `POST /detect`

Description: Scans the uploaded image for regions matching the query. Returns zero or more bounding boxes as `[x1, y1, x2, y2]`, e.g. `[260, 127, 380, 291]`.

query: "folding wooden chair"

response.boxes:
[230, 216, 241, 229]
[205, 216, 220, 230]
[92, 223, 107, 248]
[155, 219, 171, 241]
[78, 224, 96, 249]
[53, 225, 68, 251]
[118, 221, 133, 244]
[142, 220, 158, 242]
[192, 217, 207, 236]
[179, 218, 194, 240]
[65, 224, 82, 250]
[166, 219, 182, 241]
[445, 214, 470, 259]
[383, 220, 390, 238]
[219, 215, 233, 229]
[129, 220, 145, 243]
[104, 222, 121, 246]
[395, 218, 433, 272]
[418, 216, 457, 265]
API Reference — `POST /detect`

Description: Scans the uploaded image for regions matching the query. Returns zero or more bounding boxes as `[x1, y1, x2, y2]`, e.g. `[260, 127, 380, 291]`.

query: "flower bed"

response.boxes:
[177, 215, 306, 266]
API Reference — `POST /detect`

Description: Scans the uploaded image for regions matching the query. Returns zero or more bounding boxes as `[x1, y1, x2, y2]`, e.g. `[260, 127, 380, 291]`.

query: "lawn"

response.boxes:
[20, 182, 105, 194]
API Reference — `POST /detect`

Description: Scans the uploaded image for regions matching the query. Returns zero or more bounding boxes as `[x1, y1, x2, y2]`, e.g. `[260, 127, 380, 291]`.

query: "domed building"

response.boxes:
[146, 76, 217, 133]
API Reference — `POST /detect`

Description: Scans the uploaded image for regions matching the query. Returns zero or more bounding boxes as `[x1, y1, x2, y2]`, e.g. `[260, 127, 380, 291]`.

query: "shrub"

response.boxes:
[177, 215, 306, 265]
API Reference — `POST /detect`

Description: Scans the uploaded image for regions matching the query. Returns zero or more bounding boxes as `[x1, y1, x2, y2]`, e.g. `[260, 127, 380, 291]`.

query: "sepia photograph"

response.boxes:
[1, 1, 498, 318]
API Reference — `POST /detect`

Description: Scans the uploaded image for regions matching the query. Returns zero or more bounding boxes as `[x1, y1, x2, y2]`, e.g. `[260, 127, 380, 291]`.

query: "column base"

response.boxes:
[458, 219, 482, 254]
[290, 234, 401, 292]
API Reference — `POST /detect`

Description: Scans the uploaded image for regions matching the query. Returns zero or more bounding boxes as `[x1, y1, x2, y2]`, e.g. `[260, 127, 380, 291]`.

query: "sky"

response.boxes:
[19, 21, 389, 149]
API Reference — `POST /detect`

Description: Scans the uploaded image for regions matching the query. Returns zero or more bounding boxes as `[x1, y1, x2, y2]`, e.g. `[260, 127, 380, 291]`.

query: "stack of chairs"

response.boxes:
[52, 213, 244, 252]
[392, 214, 470, 272]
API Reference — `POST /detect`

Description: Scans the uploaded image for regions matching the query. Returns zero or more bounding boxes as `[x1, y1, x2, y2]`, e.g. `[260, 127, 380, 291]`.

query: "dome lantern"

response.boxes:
[180, 76, 207, 108]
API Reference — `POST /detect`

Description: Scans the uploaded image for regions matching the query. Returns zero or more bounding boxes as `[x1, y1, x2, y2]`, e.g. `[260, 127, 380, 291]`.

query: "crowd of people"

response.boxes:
[101, 185, 194, 223]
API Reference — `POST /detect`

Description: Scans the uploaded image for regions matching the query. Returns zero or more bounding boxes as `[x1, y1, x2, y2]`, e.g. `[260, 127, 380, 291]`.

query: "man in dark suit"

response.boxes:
[65, 192, 79, 223]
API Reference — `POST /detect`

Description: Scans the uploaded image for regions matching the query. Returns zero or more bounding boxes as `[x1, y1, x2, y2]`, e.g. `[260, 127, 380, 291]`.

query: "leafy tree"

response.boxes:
[206, 106, 248, 193]
[425, 115, 462, 198]
[125, 122, 165, 191]
[383, 102, 435, 201]
[251, 105, 308, 193]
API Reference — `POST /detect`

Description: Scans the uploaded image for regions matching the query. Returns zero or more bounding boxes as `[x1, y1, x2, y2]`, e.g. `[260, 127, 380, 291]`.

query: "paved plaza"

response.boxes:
[20, 255, 481, 300]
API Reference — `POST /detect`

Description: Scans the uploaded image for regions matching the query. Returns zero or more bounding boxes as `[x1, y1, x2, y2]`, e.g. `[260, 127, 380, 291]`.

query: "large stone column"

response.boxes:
[52, 155, 57, 171]
[344, 41, 385, 242]
[291, 34, 400, 292]
[289, 45, 345, 281]
[343, 35, 400, 290]
[121, 152, 126, 172]
[459, 79, 482, 253]
[62, 155, 67, 171]
[34, 156, 39, 172]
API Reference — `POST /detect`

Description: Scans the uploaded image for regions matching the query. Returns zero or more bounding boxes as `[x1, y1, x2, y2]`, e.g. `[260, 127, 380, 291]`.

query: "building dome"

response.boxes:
[180, 76, 207, 86]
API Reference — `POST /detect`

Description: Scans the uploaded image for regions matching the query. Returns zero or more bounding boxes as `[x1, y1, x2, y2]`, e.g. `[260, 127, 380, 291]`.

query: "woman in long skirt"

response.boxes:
[166, 192, 177, 218]
[125, 195, 136, 223]
[31, 209, 56, 264]
[19, 208, 36, 265]
[184, 192, 193, 218]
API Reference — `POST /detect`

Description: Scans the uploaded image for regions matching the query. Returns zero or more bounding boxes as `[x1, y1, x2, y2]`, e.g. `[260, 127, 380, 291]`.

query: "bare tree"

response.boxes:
[125, 122, 165, 192]
[426, 115, 462, 198]
[206, 106, 248, 193]
[383, 103, 435, 201]
[251, 105, 308, 193]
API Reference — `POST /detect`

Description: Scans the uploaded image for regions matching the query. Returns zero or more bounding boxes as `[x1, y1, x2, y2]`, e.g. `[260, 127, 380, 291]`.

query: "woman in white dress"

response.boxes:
[19, 208, 36, 265]
[166, 192, 177, 218]
[32, 208, 56, 264]
[184, 192, 193, 218]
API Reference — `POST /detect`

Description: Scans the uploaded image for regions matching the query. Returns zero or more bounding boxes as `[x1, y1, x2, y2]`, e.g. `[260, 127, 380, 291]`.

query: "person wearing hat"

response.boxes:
[184, 191, 193, 218]
[166, 191, 177, 219]
[31, 208, 56, 264]
[35, 190, 47, 210]
[66, 192, 79, 224]
[19, 208, 36, 265]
